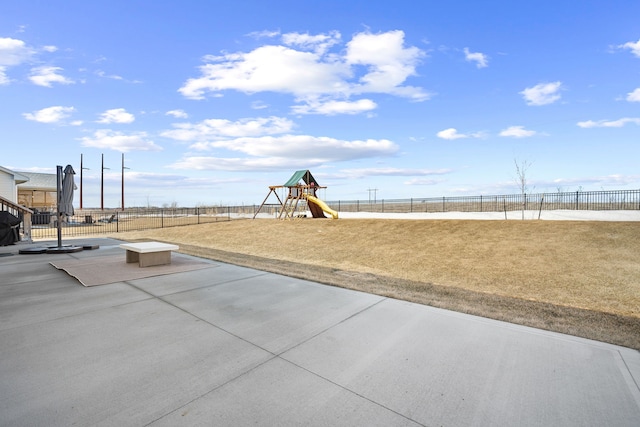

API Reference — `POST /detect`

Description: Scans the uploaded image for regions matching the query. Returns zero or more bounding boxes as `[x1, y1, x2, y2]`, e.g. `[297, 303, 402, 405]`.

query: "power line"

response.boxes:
[367, 188, 379, 204]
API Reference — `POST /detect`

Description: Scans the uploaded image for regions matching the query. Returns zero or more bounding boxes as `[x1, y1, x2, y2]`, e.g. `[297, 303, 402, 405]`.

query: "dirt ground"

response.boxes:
[113, 218, 640, 350]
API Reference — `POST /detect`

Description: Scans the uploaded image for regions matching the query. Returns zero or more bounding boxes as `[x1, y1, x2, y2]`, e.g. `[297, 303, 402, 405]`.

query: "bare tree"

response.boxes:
[514, 159, 532, 220]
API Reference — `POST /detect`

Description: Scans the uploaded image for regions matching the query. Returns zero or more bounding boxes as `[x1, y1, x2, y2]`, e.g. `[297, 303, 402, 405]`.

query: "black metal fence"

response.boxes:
[31, 206, 233, 240]
[29, 189, 640, 239]
[325, 189, 640, 214]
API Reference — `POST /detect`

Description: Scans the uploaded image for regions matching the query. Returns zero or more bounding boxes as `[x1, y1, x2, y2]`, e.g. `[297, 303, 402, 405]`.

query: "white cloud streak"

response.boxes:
[520, 81, 562, 106]
[79, 130, 162, 152]
[169, 136, 398, 171]
[436, 128, 485, 140]
[463, 47, 488, 68]
[162, 114, 398, 171]
[291, 98, 377, 115]
[0, 37, 35, 66]
[166, 109, 188, 118]
[339, 167, 452, 179]
[171, 135, 398, 171]
[23, 106, 75, 123]
[437, 128, 467, 140]
[97, 108, 135, 124]
[499, 125, 536, 138]
[29, 66, 74, 87]
[0, 66, 9, 85]
[626, 88, 640, 102]
[619, 38, 640, 58]
[161, 116, 294, 142]
[577, 117, 640, 128]
[282, 30, 341, 55]
[203, 135, 397, 159]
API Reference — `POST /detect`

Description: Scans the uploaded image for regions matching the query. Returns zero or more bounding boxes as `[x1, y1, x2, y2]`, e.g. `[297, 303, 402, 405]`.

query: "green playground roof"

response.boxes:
[284, 170, 319, 187]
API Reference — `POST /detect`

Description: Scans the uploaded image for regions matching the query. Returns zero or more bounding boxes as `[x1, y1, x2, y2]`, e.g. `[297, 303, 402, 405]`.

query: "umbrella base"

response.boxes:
[19, 247, 49, 255]
[46, 246, 84, 254]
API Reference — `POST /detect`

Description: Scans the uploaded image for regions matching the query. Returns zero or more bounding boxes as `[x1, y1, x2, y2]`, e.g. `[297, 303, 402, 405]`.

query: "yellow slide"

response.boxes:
[305, 194, 339, 219]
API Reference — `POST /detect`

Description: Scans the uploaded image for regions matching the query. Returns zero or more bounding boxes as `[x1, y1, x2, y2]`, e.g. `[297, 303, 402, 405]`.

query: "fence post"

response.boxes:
[410, 198, 413, 213]
[443, 197, 446, 212]
[116, 211, 119, 232]
[538, 195, 545, 220]
[576, 191, 579, 210]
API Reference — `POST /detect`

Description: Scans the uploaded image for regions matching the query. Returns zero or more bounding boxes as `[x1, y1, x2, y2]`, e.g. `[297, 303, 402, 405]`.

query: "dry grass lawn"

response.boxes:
[112, 218, 640, 349]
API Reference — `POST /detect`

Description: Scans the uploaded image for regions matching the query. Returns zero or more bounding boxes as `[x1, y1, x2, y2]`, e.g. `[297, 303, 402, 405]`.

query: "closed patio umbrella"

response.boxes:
[60, 164, 76, 220]
[48, 165, 82, 253]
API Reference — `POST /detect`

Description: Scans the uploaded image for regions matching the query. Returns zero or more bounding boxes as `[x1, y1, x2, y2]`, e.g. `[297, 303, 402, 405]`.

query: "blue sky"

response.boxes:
[2, 1, 639, 208]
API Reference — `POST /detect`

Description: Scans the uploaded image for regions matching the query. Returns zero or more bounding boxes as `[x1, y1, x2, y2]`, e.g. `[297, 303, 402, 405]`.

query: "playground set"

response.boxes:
[254, 170, 338, 220]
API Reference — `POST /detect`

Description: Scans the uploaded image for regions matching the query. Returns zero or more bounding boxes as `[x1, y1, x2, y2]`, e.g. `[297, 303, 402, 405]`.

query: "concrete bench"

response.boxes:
[119, 242, 179, 267]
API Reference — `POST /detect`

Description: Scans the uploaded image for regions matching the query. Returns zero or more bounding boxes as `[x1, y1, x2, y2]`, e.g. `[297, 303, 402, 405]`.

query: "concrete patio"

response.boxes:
[1, 238, 639, 426]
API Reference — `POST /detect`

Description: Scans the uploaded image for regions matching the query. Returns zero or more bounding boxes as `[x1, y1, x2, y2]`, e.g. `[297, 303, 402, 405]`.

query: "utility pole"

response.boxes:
[121, 153, 129, 211]
[80, 154, 90, 209]
[101, 154, 110, 210]
[367, 188, 379, 204]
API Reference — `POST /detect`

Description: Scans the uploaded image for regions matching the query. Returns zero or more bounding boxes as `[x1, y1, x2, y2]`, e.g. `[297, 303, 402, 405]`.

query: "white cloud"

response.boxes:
[345, 30, 427, 99]
[29, 66, 74, 87]
[437, 128, 465, 140]
[181, 45, 349, 99]
[282, 30, 341, 54]
[552, 174, 639, 187]
[251, 100, 269, 110]
[404, 177, 447, 186]
[169, 156, 302, 171]
[520, 81, 562, 106]
[23, 106, 75, 123]
[161, 116, 294, 142]
[463, 47, 488, 68]
[97, 108, 135, 124]
[0, 38, 65, 85]
[339, 167, 452, 179]
[0, 66, 8, 85]
[166, 109, 188, 119]
[499, 125, 536, 138]
[291, 98, 377, 115]
[247, 30, 281, 39]
[436, 128, 484, 140]
[79, 130, 162, 152]
[163, 115, 398, 171]
[96, 70, 124, 80]
[169, 136, 398, 171]
[178, 30, 428, 114]
[207, 135, 397, 158]
[626, 88, 640, 102]
[0, 37, 35, 66]
[577, 117, 640, 128]
[619, 38, 640, 58]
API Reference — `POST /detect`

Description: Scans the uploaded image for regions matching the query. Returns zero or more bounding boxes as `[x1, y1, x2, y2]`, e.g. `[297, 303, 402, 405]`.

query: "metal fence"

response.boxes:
[28, 189, 640, 240]
[30, 206, 233, 240]
[324, 189, 640, 213]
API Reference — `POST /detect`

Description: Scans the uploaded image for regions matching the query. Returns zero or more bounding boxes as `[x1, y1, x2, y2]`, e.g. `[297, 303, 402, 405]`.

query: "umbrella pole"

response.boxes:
[56, 165, 63, 248]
